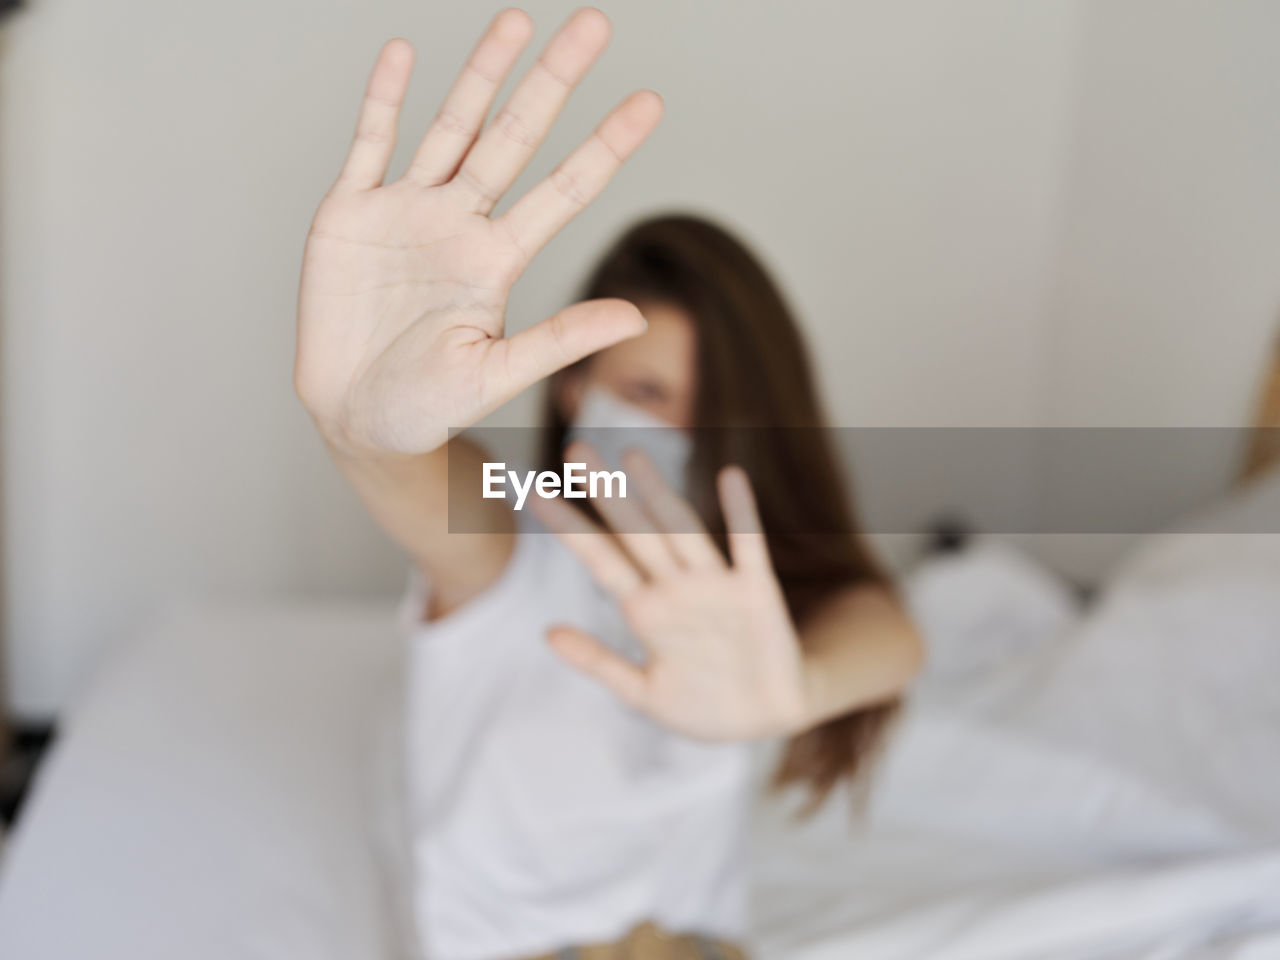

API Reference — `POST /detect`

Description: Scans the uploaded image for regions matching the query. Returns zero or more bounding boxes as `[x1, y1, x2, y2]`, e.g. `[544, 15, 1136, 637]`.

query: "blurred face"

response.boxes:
[560, 301, 698, 429]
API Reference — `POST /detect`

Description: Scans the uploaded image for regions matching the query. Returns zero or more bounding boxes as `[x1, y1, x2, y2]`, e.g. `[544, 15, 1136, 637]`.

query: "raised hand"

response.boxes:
[531, 446, 812, 741]
[296, 9, 663, 455]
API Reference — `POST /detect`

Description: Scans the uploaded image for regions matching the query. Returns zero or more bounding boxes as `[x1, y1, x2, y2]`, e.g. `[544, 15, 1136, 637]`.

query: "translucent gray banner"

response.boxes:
[447, 427, 1279, 534]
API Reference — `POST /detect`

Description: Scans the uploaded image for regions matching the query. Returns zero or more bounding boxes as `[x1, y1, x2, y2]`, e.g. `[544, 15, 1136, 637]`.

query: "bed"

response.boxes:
[0, 601, 413, 959]
[1, 468, 1278, 960]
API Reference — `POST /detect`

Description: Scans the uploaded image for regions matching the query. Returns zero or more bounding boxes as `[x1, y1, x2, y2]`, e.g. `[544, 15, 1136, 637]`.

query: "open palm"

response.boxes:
[532, 446, 811, 741]
[296, 9, 662, 454]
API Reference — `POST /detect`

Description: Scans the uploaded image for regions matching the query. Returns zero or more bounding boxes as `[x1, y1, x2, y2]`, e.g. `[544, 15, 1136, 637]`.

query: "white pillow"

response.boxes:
[0, 602, 408, 960]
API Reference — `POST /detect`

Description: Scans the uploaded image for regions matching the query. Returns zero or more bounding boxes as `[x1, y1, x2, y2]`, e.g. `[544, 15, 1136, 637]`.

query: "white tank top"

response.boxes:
[400, 515, 754, 960]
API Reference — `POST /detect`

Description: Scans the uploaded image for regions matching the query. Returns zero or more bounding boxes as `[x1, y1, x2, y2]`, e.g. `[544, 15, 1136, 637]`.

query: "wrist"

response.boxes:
[759, 655, 825, 739]
[322, 429, 416, 466]
[322, 437, 433, 490]
[296, 380, 448, 462]
[791, 648, 854, 735]
[793, 653, 826, 734]
[308, 406, 446, 465]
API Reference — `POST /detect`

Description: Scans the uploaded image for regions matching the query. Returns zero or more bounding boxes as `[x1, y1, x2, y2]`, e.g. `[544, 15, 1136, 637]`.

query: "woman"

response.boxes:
[295, 9, 923, 959]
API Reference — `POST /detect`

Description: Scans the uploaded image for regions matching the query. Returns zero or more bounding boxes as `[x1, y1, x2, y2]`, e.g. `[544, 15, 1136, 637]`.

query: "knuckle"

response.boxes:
[550, 166, 588, 209]
[354, 123, 394, 145]
[454, 167, 501, 206]
[534, 57, 572, 90]
[461, 59, 502, 85]
[432, 106, 479, 140]
[591, 130, 626, 164]
[494, 107, 538, 148]
[545, 310, 575, 364]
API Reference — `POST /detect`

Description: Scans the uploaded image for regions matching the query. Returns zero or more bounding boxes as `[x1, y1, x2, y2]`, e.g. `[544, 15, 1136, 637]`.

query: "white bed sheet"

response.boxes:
[0, 601, 413, 960]
[752, 491, 1280, 960]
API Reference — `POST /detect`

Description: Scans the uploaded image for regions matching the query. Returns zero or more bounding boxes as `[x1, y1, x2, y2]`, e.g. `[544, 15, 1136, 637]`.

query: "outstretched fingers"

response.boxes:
[546, 625, 649, 707]
[501, 89, 663, 258]
[449, 7, 612, 214]
[570, 441, 681, 579]
[718, 466, 771, 572]
[491, 297, 646, 404]
[336, 38, 416, 190]
[529, 493, 644, 599]
[623, 449, 724, 570]
[406, 9, 533, 187]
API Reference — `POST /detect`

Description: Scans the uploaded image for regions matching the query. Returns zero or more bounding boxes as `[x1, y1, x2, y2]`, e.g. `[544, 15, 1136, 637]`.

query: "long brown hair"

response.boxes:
[1239, 323, 1280, 486]
[539, 213, 898, 810]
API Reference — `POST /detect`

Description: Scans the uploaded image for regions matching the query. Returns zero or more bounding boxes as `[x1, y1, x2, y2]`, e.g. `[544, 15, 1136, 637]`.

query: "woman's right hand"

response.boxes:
[295, 8, 662, 457]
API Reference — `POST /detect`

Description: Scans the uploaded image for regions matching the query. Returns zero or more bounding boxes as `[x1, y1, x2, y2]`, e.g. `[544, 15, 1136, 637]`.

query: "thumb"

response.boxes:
[547, 625, 649, 709]
[490, 298, 646, 404]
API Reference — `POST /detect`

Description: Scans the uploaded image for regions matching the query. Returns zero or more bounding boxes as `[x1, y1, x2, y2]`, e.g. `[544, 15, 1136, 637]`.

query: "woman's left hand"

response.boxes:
[531, 444, 812, 741]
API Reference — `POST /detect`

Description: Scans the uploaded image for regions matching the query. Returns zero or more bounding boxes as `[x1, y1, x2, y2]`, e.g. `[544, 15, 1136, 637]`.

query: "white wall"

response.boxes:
[1031, 0, 1280, 580]
[1046, 0, 1280, 429]
[4, 0, 1271, 717]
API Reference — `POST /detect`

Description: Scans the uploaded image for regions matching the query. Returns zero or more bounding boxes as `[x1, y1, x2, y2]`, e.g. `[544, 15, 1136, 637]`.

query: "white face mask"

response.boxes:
[565, 386, 694, 497]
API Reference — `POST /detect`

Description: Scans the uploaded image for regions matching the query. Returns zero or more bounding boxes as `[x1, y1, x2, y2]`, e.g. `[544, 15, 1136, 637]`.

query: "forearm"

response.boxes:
[796, 586, 925, 731]
[325, 435, 514, 616]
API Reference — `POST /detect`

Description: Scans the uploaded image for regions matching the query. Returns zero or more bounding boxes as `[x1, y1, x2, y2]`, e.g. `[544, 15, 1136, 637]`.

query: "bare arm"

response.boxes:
[323, 439, 514, 619]
[294, 9, 662, 611]
[531, 448, 924, 741]
[796, 585, 924, 730]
